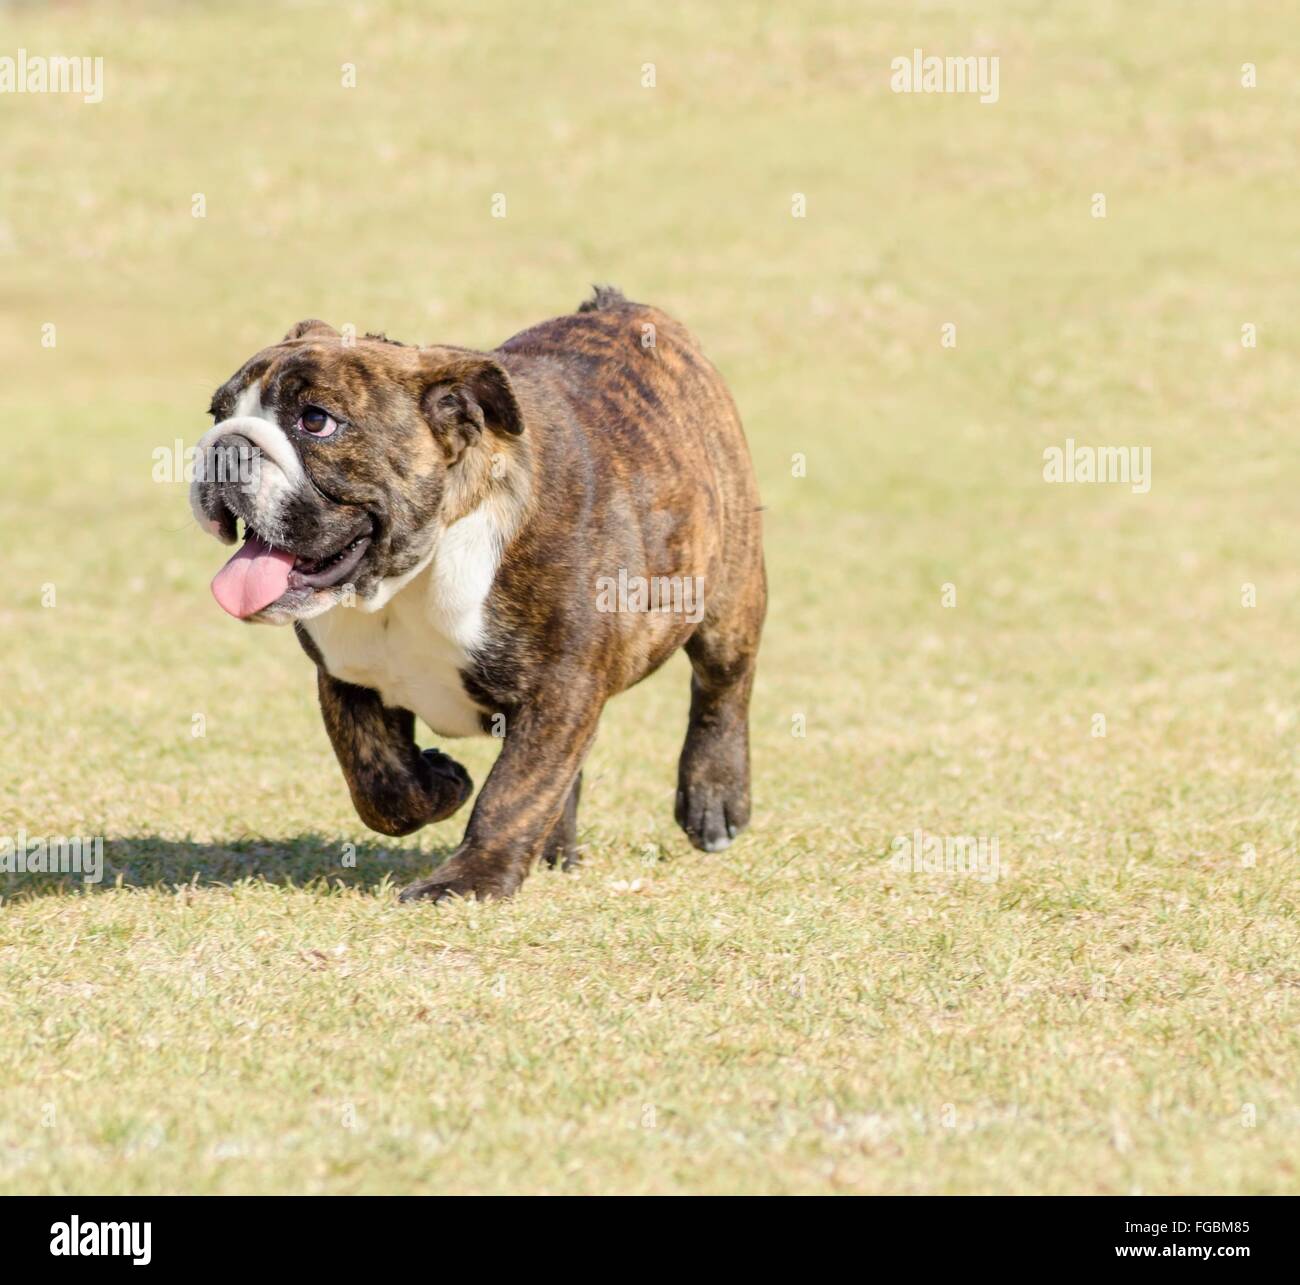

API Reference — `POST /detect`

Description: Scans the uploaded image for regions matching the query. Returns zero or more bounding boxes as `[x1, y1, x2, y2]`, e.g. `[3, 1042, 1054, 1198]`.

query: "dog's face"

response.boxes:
[190, 320, 522, 623]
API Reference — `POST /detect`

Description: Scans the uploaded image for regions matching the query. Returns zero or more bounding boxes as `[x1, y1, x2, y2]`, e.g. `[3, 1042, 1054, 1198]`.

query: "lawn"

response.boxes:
[0, 0, 1296, 1194]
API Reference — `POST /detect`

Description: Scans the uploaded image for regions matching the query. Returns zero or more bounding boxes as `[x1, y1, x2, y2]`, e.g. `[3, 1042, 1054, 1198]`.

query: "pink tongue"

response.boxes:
[211, 533, 296, 619]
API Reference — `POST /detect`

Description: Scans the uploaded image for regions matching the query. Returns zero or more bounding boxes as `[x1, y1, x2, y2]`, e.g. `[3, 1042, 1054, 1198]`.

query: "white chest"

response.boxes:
[304, 511, 499, 739]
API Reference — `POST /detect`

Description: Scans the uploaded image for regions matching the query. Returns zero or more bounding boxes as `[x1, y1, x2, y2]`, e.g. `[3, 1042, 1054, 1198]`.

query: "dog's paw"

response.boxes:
[542, 834, 582, 872]
[398, 854, 522, 904]
[541, 813, 582, 871]
[675, 780, 749, 853]
[417, 748, 474, 822]
[351, 749, 472, 838]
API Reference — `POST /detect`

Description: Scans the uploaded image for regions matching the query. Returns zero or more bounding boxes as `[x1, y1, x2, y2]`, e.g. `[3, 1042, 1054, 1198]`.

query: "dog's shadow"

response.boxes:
[0, 834, 456, 902]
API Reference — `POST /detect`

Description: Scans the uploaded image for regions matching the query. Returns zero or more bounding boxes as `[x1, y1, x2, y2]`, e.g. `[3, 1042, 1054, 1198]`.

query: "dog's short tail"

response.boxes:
[577, 284, 628, 313]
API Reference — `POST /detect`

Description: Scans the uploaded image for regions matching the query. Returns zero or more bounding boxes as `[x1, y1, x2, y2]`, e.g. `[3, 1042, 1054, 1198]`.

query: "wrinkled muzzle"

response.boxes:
[189, 414, 376, 621]
[190, 414, 304, 546]
[189, 415, 307, 619]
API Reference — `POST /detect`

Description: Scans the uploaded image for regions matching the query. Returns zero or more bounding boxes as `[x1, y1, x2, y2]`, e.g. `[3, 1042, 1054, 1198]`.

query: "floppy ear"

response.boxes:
[421, 355, 524, 464]
[282, 318, 338, 342]
[458, 358, 524, 436]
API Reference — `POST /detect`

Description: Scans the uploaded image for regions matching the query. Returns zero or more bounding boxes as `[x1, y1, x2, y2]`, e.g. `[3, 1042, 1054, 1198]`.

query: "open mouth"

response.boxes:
[210, 515, 374, 620]
[288, 523, 373, 590]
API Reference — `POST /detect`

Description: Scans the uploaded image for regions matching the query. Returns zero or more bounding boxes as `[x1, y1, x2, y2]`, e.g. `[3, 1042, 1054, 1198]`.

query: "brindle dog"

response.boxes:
[191, 288, 765, 901]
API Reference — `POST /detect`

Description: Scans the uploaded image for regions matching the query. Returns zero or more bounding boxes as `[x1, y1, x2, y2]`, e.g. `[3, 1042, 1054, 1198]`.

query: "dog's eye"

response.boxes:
[297, 406, 339, 437]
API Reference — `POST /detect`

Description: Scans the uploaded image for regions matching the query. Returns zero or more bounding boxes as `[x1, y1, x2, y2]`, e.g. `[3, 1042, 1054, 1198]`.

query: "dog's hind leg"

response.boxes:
[542, 770, 583, 871]
[675, 561, 766, 853]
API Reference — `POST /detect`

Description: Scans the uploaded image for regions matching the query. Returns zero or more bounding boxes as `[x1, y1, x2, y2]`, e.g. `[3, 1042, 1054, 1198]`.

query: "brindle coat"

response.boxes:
[203, 288, 765, 901]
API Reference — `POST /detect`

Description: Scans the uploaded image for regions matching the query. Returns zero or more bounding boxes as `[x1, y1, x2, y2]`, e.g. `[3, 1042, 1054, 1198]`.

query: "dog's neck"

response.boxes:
[439, 419, 533, 529]
[361, 418, 534, 617]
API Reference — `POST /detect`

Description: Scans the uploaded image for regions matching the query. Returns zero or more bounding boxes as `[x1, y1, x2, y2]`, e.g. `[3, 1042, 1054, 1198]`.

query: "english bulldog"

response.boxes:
[190, 287, 766, 902]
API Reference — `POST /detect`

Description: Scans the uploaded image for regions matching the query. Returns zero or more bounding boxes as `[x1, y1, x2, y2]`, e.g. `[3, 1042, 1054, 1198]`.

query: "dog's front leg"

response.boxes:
[399, 695, 601, 903]
[317, 668, 473, 838]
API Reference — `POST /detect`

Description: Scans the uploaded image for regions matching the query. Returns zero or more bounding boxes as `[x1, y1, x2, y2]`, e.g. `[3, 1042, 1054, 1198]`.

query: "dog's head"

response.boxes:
[190, 320, 524, 623]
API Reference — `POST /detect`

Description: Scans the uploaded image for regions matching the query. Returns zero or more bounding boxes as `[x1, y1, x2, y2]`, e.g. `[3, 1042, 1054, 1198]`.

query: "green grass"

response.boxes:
[0, 0, 1297, 1194]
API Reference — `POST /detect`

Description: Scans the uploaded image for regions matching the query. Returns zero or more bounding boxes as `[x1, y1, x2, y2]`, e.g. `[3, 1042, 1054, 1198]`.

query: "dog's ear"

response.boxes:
[421, 355, 524, 463]
[282, 318, 338, 342]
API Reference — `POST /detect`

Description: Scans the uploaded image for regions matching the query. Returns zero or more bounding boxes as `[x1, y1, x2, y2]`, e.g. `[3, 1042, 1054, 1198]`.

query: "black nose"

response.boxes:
[201, 432, 261, 489]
